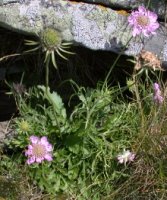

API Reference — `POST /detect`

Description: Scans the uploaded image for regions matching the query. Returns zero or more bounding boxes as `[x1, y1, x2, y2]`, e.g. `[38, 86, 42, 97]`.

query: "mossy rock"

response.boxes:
[0, 176, 19, 199]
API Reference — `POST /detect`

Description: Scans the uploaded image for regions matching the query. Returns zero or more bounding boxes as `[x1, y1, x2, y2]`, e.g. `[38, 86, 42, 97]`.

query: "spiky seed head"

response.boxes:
[41, 28, 62, 52]
[20, 120, 30, 132]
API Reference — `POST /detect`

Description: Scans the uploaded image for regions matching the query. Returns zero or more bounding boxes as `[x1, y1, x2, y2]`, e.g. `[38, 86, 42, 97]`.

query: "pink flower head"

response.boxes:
[117, 149, 135, 165]
[25, 136, 53, 165]
[153, 83, 164, 104]
[128, 6, 159, 37]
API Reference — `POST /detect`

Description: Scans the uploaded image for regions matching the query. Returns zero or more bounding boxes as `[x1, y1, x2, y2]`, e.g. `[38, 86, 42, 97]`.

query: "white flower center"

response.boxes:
[32, 144, 46, 158]
[137, 15, 150, 27]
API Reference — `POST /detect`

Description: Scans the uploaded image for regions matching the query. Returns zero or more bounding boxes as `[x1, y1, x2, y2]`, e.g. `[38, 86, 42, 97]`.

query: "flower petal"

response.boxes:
[27, 156, 35, 165]
[44, 154, 53, 161]
[36, 157, 44, 163]
[40, 136, 48, 144]
[25, 149, 32, 156]
[138, 6, 146, 14]
[45, 144, 53, 152]
[30, 136, 39, 144]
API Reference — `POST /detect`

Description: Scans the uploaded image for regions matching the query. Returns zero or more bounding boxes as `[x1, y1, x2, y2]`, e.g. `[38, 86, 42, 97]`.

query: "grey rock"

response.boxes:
[0, 121, 16, 148]
[0, 0, 167, 65]
[79, 0, 166, 19]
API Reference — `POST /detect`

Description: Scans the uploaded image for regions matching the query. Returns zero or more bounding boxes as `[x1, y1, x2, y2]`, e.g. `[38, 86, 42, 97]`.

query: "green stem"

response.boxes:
[132, 71, 145, 133]
[45, 55, 50, 89]
[45, 54, 61, 134]
[147, 0, 151, 8]
[102, 36, 133, 90]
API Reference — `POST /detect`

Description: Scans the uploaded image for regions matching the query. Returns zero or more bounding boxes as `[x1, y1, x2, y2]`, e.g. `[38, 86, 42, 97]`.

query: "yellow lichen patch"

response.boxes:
[67, 0, 82, 5]
[116, 10, 129, 16]
[97, 4, 108, 11]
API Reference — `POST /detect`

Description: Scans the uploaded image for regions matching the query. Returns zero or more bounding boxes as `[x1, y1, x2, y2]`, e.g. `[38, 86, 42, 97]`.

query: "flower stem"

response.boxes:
[45, 54, 61, 133]
[102, 36, 133, 90]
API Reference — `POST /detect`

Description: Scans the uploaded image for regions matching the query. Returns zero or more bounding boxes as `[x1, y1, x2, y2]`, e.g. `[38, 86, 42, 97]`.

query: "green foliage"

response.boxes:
[7, 84, 139, 199]
[1, 20, 167, 199]
[38, 85, 67, 120]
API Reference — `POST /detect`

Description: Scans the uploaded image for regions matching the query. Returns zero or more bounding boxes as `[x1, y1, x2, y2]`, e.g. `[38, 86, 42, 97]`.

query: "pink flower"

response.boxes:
[117, 149, 135, 165]
[153, 83, 164, 104]
[25, 136, 53, 164]
[128, 6, 159, 37]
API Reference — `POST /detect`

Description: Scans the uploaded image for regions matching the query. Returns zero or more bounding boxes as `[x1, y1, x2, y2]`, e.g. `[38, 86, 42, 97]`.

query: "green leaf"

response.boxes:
[38, 85, 66, 119]
[68, 167, 79, 180]
[65, 135, 83, 154]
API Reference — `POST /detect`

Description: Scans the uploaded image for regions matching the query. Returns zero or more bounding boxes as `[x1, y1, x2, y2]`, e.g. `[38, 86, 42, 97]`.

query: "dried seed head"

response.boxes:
[140, 51, 161, 70]
[134, 50, 162, 71]
[13, 83, 26, 95]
